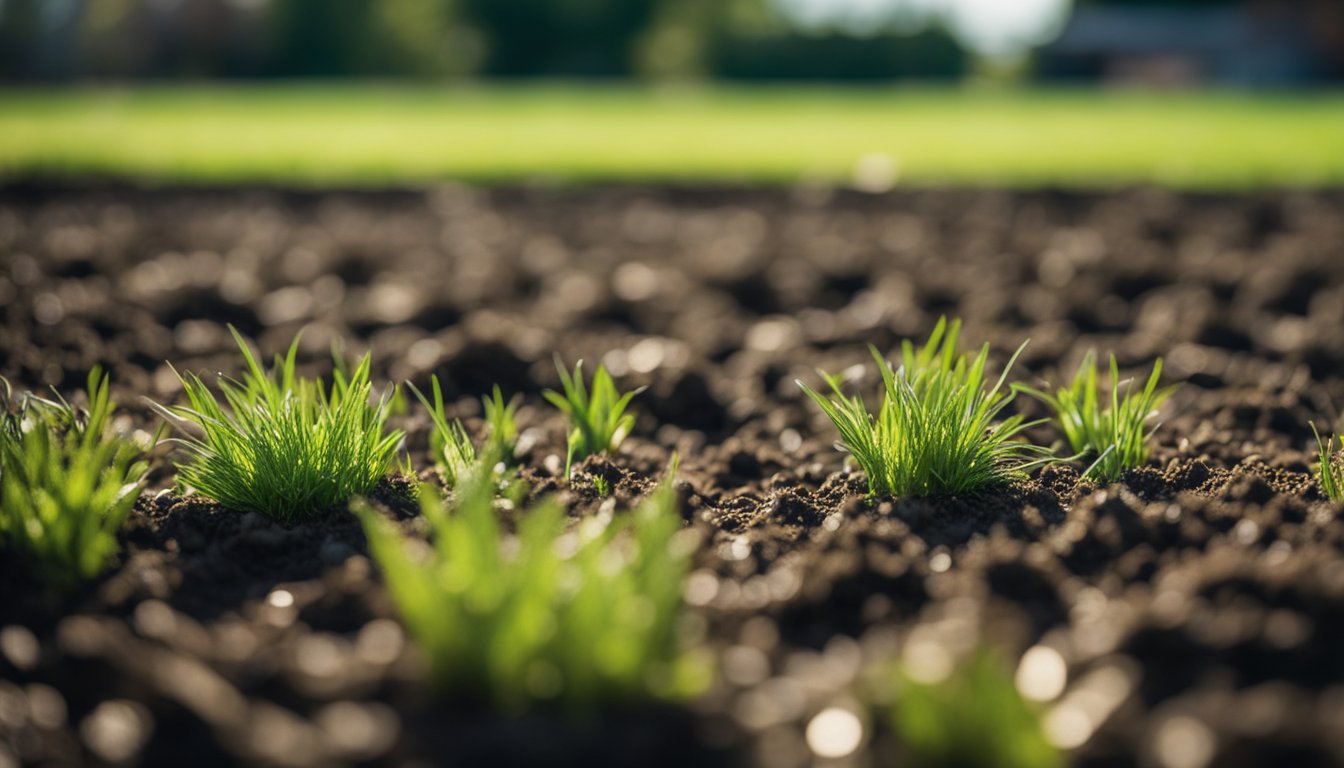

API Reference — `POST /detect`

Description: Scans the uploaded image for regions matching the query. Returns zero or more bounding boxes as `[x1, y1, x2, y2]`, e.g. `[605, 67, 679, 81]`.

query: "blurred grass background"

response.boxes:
[2, 86, 1342, 188]
[2, 0, 1342, 189]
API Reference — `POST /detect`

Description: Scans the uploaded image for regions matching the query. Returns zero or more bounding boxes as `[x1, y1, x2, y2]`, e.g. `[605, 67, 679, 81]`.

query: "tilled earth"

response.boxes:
[2, 184, 1344, 767]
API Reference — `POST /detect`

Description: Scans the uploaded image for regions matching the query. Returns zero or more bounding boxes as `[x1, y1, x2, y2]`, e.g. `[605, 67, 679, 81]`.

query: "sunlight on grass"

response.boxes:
[0, 370, 151, 591]
[156, 327, 403, 523]
[356, 462, 705, 711]
[0, 86, 1341, 187]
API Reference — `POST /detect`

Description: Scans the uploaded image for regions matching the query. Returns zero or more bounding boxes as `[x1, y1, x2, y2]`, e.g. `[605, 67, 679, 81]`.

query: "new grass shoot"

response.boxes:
[356, 460, 704, 712]
[799, 318, 1049, 497]
[1311, 423, 1343, 503]
[0, 369, 150, 590]
[409, 376, 520, 486]
[483, 384, 521, 461]
[158, 327, 403, 523]
[888, 649, 1060, 768]
[1017, 353, 1175, 482]
[544, 356, 643, 477]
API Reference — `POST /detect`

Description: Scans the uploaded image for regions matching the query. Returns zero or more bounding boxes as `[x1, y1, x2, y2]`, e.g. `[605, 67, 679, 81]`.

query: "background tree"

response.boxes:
[459, 0, 661, 77]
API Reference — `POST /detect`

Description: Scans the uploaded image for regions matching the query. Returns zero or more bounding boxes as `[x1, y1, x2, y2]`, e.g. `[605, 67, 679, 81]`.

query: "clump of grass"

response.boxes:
[1017, 353, 1175, 482]
[158, 327, 403, 523]
[482, 384, 521, 460]
[0, 369, 150, 591]
[544, 356, 643, 477]
[1311, 423, 1343, 502]
[409, 375, 477, 486]
[409, 376, 520, 485]
[888, 649, 1060, 768]
[356, 460, 703, 712]
[798, 318, 1049, 498]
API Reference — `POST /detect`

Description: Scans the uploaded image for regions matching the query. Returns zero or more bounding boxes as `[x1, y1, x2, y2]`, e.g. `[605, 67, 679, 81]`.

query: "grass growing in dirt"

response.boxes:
[1311, 424, 1344, 502]
[158, 327, 402, 523]
[887, 649, 1060, 768]
[1017, 353, 1175, 482]
[544, 357, 643, 478]
[356, 461, 704, 712]
[799, 318, 1049, 498]
[482, 385, 521, 462]
[410, 376, 520, 486]
[0, 370, 150, 591]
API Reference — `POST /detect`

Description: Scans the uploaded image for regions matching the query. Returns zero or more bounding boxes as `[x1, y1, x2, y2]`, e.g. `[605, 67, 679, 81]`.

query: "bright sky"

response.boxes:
[779, 0, 1073, 57]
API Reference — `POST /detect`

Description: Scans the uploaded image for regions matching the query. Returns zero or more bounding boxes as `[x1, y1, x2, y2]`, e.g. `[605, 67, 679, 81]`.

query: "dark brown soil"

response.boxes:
[3, 183, 1344, 767]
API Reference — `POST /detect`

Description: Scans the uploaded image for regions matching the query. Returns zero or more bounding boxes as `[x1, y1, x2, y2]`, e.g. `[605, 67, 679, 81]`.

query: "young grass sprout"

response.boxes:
[0, 369, 150, 591]
[1311, 423, 1343, 502]
[544, 356, 643, 477]
[409, 376, 520, 485]
[157, 327, 403, 523]
[482, 384, 521, 461]
[1018, 353, 1175, 483]
[888, 648, 1061, 768]
[799, 318, 1050, 498]
[356, 458, 703, 711]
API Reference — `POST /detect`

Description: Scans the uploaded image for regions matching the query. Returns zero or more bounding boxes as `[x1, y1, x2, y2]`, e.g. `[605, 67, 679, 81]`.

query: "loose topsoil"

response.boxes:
[3, 184, 1344, 767]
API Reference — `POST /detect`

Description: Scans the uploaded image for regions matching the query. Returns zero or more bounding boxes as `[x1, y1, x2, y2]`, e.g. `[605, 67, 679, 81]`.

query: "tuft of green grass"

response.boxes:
[888, 649, 1061, 768]
[482, 384, 521, 461]
[799, 318, 1049, 498]
[355, 459, 704, 712]
[409, 376, 521, 486]
[544, 356, 644, 477]
[157, 327, 403, 523]
[1017, 353, 1175, 482]
[408, 375, 478, 486]
[1311, 423, 1343, 502]
[0, 369, 150, 591]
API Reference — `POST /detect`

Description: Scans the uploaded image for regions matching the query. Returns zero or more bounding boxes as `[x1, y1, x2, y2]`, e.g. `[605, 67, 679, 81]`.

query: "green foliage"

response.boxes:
[409, 375, 479, 486]
[410, 378, 520, 486]
[1017, 353, 1175, 482]
[890, 650, 1061, 768]
[460, 0, 661, 77]
[159, 327, 403, 523]
[482, 384, 521, 462]
[1311, 423, 1344, 503]
[356, 460, 703, 712]
[708, 24, 966, 82]
[0, 370, 149, 591]
[799, 318, 1049, 498]
[544, 357, 644, 477]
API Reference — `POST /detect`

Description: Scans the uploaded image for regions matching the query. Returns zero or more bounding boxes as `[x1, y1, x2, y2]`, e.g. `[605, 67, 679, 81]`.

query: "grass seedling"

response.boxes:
[0, 369, 150, 591]
[888, 649, 1060, 768]
[1311, 423, 1343, 502]
[544, 356, 644, 477]
[356, 459, 703, 712]
[799, 318, 1049, 498]
[1017, 353, 1175, 482]
[409, 377, 521, 485]
[409, 375, 478, 486]
[483, 384, 520, 460]
[158, 327, 403, 523]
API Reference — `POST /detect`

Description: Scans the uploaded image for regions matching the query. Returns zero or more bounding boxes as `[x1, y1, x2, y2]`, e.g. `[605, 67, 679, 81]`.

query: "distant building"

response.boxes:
[1038, 0, 1344, 86]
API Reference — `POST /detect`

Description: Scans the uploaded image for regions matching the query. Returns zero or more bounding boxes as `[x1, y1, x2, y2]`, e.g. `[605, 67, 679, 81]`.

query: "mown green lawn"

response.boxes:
[1, 85, 1341, 187]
